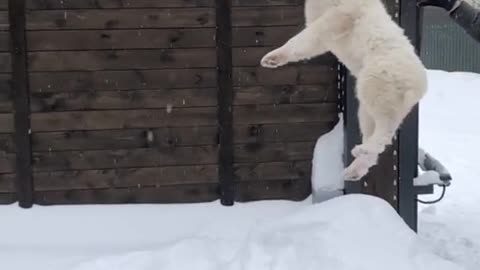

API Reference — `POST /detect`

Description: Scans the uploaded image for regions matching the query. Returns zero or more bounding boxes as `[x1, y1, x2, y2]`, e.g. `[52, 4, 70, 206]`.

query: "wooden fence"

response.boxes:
[0, 0, 340, 206]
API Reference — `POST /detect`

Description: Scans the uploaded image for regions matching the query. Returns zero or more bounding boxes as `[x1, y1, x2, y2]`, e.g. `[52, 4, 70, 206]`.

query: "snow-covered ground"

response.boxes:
[418, 70, 480, 270]
[0, 70, 479, 270]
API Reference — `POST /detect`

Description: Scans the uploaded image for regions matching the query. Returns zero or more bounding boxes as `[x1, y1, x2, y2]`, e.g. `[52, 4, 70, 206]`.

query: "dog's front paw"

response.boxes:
[260, 49, 289, 68]
[343, 163, 368, 181]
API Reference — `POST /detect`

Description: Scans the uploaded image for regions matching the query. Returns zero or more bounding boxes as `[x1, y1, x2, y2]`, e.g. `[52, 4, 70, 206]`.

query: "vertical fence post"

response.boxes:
[398, 0, 421, 232]
[216, 0, 234, 205]
[8, 0, 33, 208]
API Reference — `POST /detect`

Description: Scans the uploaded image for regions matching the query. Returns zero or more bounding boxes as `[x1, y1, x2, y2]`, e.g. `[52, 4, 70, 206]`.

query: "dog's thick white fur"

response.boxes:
[261, 0, 428, 180]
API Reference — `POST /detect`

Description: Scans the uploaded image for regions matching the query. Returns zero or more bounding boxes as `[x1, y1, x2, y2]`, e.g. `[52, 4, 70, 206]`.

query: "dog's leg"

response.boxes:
[261, 8, 353, 68]
[260, 28, 328, 68]
[358, 105, 375, 143]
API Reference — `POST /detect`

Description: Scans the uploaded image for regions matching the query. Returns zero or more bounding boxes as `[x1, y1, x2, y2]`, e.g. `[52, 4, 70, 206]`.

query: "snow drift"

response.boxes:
[0, 195, 462, 270]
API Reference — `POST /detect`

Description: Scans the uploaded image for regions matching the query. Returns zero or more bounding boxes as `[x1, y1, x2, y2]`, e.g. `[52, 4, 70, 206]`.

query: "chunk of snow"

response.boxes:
[311, 114, 344, 203]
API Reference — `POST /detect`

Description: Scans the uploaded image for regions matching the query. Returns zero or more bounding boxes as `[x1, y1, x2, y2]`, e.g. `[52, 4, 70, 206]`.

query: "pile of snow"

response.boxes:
[0, 195, 462, 270]
[311, 114, 344, 203]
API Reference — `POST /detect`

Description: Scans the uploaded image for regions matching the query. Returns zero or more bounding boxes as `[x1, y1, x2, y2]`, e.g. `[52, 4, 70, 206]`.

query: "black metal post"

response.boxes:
[8, 0, 34, 208]
[216, 0, 234, 205]
[398, 0, 422, 231]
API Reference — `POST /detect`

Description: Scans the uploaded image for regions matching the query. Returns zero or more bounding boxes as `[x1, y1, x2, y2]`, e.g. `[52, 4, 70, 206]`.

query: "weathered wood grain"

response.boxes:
[234, 85, 338, 105]
[0, 32, 9, 51]
[232, 0, 302, 6]
[233, 103, 338, 125]
[34, 184, 219, 205]
[31, 108, 217, 131]
[0, 133, 14, 152]
[233, 47, 336, 67]
[234, 141, 316, 163]
[0, 113, 14, 133]
[26, 0, 216, 9]
[30, 88, 217, 112]
[234, 161, 311, 182]
[233, 65, 336, 86]
[31, 160, 310, 192]
[235, 179, 311, 202]
[32, 145, 218, 171]
[28, 48, 217, 71]
[232, 26, 300, 47]
[0, 11, 8, 30]
[30, 84, 336, 112]
[28, 66, 334, 93]
[0, 73, 12, 111]
[0, 193, 16, 204]
[33, 165, 218, 191]
[31, 127, 219, 151]
[27, 29, 216, 51]
[29, 69, 217, 92]
[0, 173, 15, 192]
[0, 153, 15, 173]
[30, 121, 334, 152]
[24, 0, 304, 9]
[26, 8, 215, 30]
[0, 52, 11, 72]
[232, 7, 304, 27]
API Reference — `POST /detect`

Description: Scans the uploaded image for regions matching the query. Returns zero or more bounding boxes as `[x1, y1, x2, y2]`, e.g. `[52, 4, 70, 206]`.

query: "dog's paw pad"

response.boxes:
[260, 51, 288, 68]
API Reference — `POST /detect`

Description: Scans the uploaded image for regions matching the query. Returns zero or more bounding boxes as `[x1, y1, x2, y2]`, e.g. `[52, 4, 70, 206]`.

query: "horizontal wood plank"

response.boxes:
[0, 193, 16, 204]
[28, 49, 217, 71]
[27, 29, 216, 51]
[30, 88, 217, 112]
[233, 65, 336, 86]
[26, 8, 215, 30]
[232, 47, 335, 67]
[0, 153, 15, 173]
[0, 133, 14, 152]
[0, 173, 14, 192]
[0, 11, 8, 30]
[232, 0, 302, 6]
[32, 145, 218, 171]
[235, 179, 311, 202]
[26, 0, 216, 9]
[0, 113, 14, 133]
[234, 141, 316, 163]
[32, 127, 218, 151]
[29, 84, 337, 112]
[29, 69, 217, 92]
[232, 7, 304, 27]
[0, 52, 11, 72]
[33, 165, 218, 191]
[31, 108, 217, 131]
[32, 160, 310, 192]
[234, 161, 311, 182]
[232, 26, 300, 47]
[233, 103, 338, 125]
[0, 32, 9, 51]
[234, 84, 338, 105]
[34, 184, 219, 205]
[30, 121, 334, 152]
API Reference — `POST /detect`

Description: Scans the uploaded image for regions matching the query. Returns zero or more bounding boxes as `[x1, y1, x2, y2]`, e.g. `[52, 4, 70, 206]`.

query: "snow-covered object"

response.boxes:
[415, 170, 445, 186]
[418, 148, 452, 183]
[0, 195, 463, 270]
[311, 114, 345, 203]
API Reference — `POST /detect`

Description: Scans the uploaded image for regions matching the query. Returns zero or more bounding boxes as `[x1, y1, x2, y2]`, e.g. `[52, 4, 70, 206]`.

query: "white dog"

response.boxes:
[261, 0, 428, 181]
